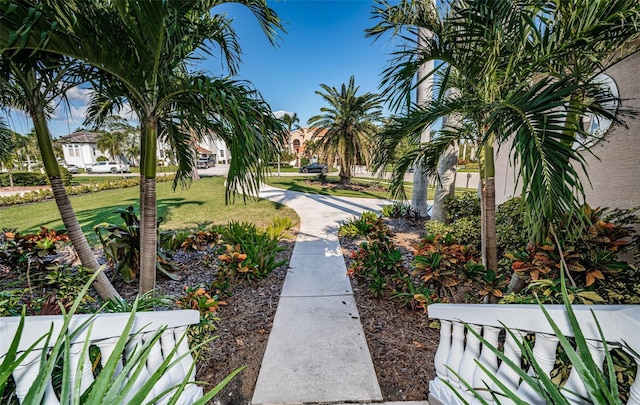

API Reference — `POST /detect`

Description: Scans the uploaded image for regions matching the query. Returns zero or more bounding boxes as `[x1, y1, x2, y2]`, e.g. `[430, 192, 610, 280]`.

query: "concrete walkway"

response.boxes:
[251, 185, 390, 404]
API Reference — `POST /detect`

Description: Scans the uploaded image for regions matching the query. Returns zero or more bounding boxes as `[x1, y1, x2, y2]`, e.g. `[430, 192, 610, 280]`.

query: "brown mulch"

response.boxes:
[343, 216, 438, 401]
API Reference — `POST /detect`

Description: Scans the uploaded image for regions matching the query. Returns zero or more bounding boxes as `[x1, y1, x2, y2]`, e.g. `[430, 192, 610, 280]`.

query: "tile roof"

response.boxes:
[58, 132, 101, 144]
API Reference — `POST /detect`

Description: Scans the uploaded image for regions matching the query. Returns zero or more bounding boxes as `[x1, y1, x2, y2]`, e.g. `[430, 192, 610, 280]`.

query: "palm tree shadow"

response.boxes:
[27, 197, 200, 245]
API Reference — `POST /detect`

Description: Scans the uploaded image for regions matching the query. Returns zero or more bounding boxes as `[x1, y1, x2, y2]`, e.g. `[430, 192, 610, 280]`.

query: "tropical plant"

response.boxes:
[307, 76, 383, 185]
[96, 130, 126, 167]
[175, 284, 223, 360]
[338, 211, 381, 237]
[367, 0, 640, 284]
[454, 259, 636, 405]
[1, 0, 287, 295]
[214, 220, 286, 278]
[0, 272, 241, 404]
[94, 205, 178, 283]
[0, 50, 120, 299]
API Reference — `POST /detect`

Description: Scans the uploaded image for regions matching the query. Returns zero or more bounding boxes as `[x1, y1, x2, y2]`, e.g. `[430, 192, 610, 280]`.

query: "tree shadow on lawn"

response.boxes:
[31, 197, 200, 245]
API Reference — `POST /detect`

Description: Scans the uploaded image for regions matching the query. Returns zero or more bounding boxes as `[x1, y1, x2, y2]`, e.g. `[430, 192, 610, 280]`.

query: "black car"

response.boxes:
[299, 162, 328, 174]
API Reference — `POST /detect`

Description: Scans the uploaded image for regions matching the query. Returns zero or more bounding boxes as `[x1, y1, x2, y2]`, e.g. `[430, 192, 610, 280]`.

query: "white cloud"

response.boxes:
[273, 110, 296, 119]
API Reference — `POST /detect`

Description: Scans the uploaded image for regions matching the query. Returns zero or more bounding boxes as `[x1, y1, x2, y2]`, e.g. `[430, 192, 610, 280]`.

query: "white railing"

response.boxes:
[428, 304, 640, 405]
[0, 310, 202, 404]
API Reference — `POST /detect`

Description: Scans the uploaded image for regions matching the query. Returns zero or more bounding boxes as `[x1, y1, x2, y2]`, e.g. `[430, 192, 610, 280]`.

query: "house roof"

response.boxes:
[58, 132, 101, 144]
[195, 145, 212, 154]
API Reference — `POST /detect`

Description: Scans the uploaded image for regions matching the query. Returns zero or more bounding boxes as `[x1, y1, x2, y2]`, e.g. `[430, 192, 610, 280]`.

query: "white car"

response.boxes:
[85, 161, 131, 174]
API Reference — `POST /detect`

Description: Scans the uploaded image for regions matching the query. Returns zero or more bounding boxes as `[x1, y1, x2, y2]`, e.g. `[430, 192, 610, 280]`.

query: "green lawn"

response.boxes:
[265, 175, 476, 199]
[0, 177, 298, 244]
[265, 176, 394, 199]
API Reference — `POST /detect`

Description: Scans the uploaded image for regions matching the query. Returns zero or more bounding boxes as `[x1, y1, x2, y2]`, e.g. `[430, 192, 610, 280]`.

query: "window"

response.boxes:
[575, 73, 618, 150]
[69, 144, 80, 157]
[159, 149, 165, 158]
[219, 150, 224, 157]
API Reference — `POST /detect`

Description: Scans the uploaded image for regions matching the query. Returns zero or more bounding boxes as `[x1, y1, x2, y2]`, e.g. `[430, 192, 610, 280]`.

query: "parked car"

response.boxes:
[197, 157, 215, 169]
[85, 161, 131, 174]
[299, 162, 328, 174]
[59, 162, 79, 174]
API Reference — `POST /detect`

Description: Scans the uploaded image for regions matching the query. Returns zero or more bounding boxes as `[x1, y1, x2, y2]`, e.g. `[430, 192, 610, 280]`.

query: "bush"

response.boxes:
[444, 192, 481, 222]
[94, 205, 178, 283]
[58, 166, 73, 186]
[0, 174, 175, 206]
[0, 172, 48, 187]
[211, 220, 288, 295]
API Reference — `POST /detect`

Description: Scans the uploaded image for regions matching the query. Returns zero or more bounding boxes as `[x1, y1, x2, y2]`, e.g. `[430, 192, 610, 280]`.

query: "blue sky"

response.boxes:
[5, 0, 404, 138]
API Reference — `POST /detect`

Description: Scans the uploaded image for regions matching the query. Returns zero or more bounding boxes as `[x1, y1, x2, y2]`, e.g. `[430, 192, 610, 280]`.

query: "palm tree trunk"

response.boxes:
[431, 144, 458, 223]
[139, 120, 158, 293]
[412, 25, 434, 217]
[31, 107, 120, 299]
[481, 134, 498, 272]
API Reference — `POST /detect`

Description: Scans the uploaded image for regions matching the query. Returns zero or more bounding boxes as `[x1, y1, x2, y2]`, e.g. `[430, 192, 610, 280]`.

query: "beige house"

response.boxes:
[494, 49, 640, 214]
[288, 126, 327, 166]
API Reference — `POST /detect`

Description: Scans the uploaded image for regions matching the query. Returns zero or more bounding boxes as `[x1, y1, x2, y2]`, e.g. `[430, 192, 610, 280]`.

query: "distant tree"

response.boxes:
[307, 76, 382, 184]
[96, 131, 125, 162]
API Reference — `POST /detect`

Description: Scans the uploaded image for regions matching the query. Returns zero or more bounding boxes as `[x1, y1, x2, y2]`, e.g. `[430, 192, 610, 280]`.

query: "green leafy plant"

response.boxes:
[103, 290, 173, 313]
[175, 285, 224, 361]
[264, 216, 295, 240]
[339, 211, 381, 237]
[94, 205, 178, 283]
[452, 260, 636, 405]
[212, 244, 259, 295]
[214, 220, 286, 280]
[412, 233, 483, 301]
[0, 272, 241, 404]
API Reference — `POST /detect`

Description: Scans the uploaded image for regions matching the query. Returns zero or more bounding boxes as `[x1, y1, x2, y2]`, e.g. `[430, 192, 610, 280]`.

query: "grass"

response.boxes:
[0, 177, 298, 245]
[265, 175, 476, 199]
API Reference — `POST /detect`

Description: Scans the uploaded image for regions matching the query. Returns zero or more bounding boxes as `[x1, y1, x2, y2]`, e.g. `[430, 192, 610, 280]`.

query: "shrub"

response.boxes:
[264, 216, 295, 239]
[444, 192, 481, 222]
[502, 205, 640, 303]
[175, 284, 223, 361]
[210, 220, 287, 295]
[0, 172, 48, 187]
[94, 205, 178, 283]
[58, 166, 73, 186]
[339, 211, 380, 237]
[0, 175, 175, 206]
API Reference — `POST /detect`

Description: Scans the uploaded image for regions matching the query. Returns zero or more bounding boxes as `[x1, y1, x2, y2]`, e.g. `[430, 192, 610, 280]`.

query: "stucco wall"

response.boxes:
[495, 51, 640, 212]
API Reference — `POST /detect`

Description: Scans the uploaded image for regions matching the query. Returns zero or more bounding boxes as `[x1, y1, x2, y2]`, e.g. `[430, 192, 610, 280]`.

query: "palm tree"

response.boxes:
[96, 130, 125, 172]
[1, 0, 286, 293]
[367, 0, 640, 275]
[0, 51, 120, 299]
[280, 112, 299, 154]
[307, 76, 382, 185]
[0, 118, 15, 170]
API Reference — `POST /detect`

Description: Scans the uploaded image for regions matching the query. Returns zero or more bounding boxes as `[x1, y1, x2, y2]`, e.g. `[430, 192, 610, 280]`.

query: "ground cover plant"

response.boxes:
[0, 214, 297, 403]
[339, 197, 640, 401]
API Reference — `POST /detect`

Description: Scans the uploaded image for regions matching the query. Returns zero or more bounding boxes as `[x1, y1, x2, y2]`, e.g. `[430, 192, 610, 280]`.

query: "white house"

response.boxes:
[58, 132, 109, 169]
[60, 131, 230, 168]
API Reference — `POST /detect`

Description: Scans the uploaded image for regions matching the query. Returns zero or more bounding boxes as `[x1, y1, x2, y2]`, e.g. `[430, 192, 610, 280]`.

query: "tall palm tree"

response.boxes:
[96, 130, 125, 171]
[0, 51, 120, 299]
[367, 0, 639, 274]
[4, 0, 285, 293]
[307, 76, 382, 185]
[280, 112, 299, 154]
[0, 118, 14, 166]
